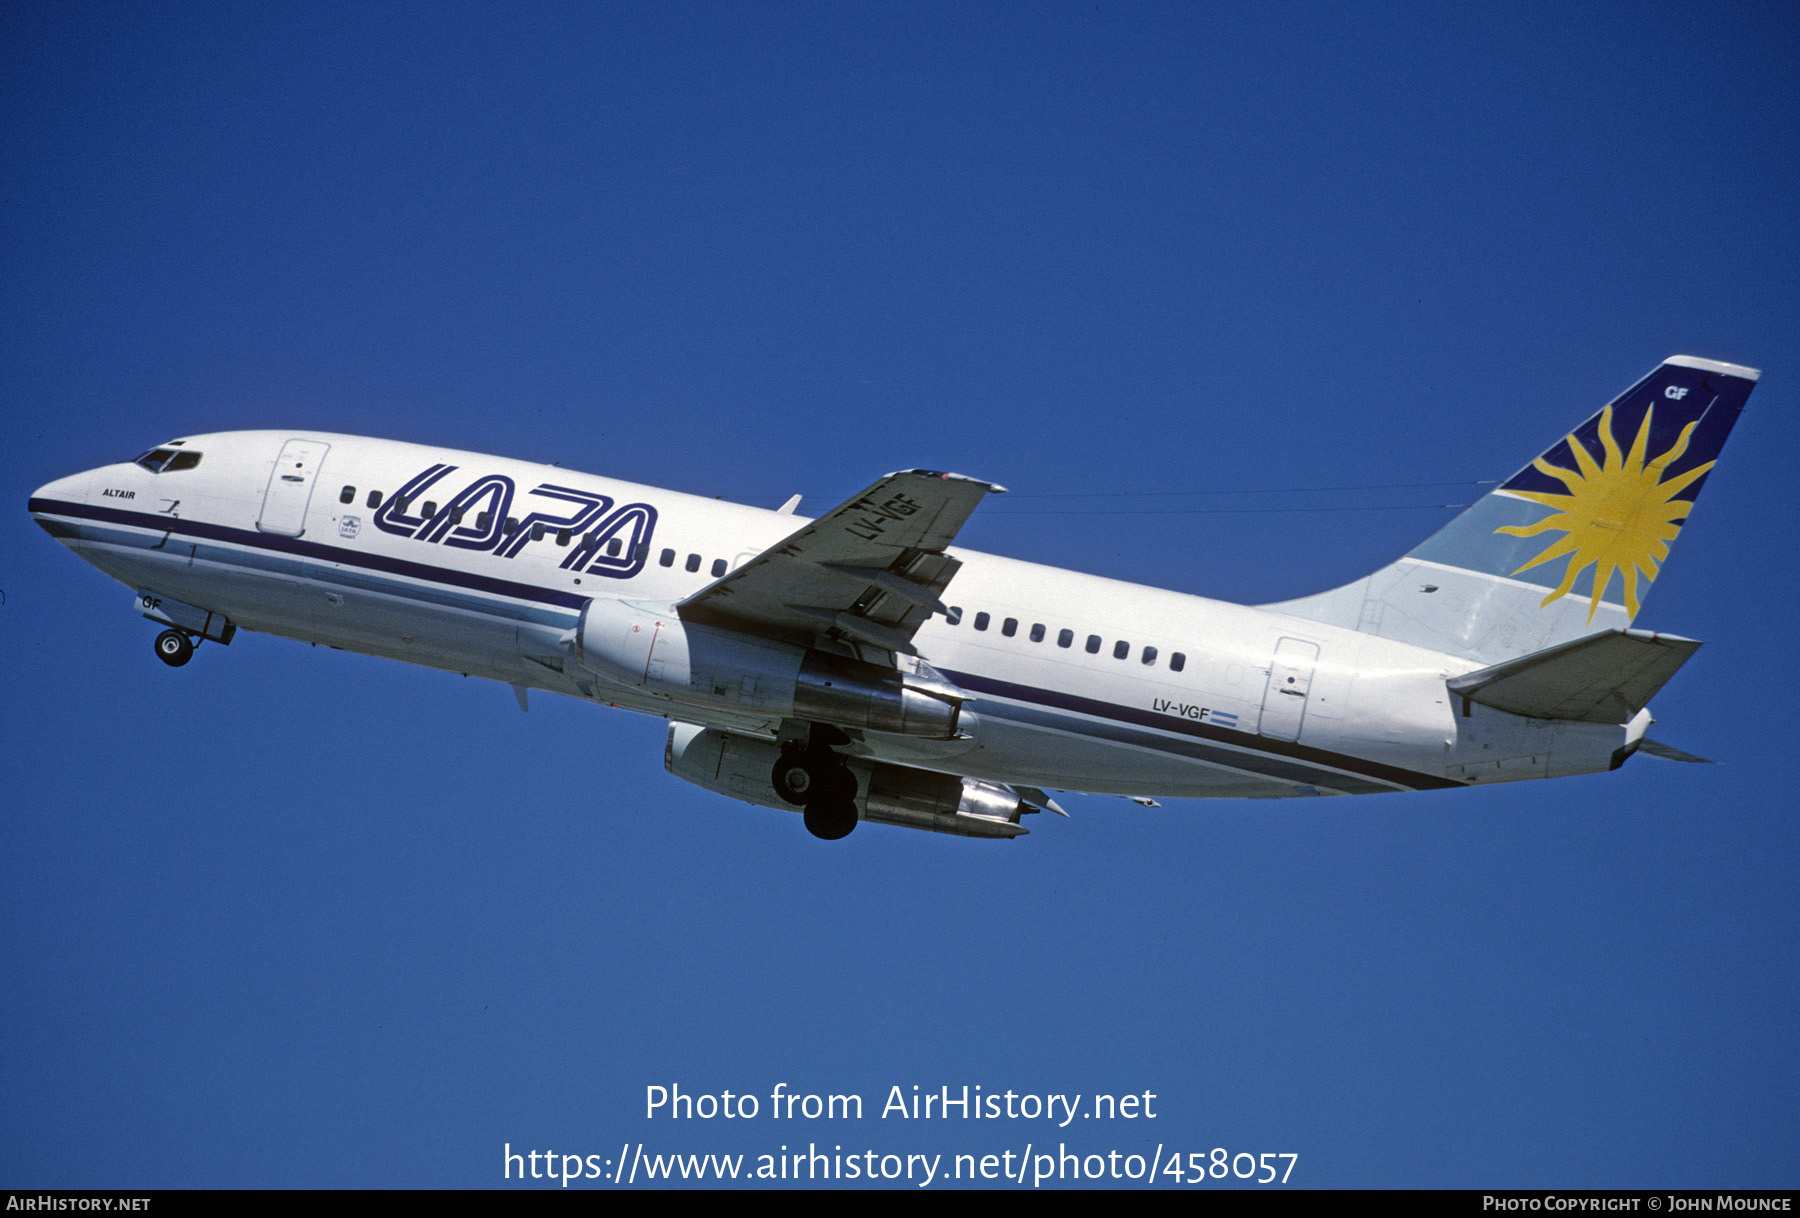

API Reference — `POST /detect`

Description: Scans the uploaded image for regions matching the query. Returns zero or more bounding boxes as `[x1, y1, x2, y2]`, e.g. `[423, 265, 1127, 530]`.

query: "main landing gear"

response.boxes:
[772, 746, 860, 840]
[154, 628, 195, 667]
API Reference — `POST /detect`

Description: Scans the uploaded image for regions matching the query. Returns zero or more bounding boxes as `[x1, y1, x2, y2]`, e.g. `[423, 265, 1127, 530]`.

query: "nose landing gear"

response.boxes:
[137, 591, 234, 666]
[154, 629, 195, 667]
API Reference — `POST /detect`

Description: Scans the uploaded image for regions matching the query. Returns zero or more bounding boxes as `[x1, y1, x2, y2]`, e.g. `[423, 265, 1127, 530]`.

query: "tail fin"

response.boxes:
[1264, 355, 1759, 664]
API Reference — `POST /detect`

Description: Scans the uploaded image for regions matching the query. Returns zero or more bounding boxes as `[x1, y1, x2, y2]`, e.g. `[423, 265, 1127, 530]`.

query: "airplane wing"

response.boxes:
[678, 469, 1004, 656]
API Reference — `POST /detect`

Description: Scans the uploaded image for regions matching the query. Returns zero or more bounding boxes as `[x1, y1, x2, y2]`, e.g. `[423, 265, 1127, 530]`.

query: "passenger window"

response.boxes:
[634, 542, 649, 562]
[1142, 645, 1158, 666]
[531, 522, 546, 541]
[711, 558, 727, 577]
[945, 606, 963, 625]
[685, 553, 701, 572]
[1170, 652, 1186, 673]
[556, 528, 570, 547]
[1085, 634, 1101, 654]
[504, 517, 519, 534]
[367, 490, 383, 509]
[394, 496, 410, 514]
[974, 612, 990, 632]
[163, 451, 202, 472]
[1113, 640, 1129, 660]
[1058, 629, 1073, 649]
[477, 511, 491, 531]
[660, 548, 675, 567]
[423, 502, 437, 518]
[579, 532, 597, 552]
[450, 506, 466, 524]
[339, 486, 355, 504]
[1001, 617, 1018, 637]
[607, 538, 622, 556]
[1029, 623, 1045, 643]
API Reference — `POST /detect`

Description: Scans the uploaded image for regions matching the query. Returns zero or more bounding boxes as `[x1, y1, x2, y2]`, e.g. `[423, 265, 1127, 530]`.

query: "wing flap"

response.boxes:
[1446, 628, 1702, 723]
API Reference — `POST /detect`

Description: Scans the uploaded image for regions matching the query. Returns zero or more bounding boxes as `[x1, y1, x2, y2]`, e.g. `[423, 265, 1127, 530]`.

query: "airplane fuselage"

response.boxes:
[30, 429, 1639, 816]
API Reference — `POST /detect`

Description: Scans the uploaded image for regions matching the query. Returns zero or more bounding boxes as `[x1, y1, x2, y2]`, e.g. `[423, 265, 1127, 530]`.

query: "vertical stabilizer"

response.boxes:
[1263, 356, 1759, 664]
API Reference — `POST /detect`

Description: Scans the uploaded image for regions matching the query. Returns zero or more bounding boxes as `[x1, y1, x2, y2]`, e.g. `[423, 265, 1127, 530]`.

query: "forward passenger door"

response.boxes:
[257, 439, 331, 537]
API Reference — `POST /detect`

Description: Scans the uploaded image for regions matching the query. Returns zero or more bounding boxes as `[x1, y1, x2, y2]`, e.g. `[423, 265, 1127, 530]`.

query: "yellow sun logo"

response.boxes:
[1495, 402, 1712, 621]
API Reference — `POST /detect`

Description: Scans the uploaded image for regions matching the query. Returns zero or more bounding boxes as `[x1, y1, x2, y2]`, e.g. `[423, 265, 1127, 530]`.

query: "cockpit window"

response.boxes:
[133, 448, 202, 473]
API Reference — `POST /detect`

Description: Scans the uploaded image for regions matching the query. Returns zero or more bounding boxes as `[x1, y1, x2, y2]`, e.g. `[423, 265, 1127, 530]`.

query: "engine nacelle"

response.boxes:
[665, 723, 1030, 839]
[575, 598, 963, 738]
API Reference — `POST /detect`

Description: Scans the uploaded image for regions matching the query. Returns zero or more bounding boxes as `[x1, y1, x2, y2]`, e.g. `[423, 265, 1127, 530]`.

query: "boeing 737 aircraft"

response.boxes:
[29, 356, 1757, 840]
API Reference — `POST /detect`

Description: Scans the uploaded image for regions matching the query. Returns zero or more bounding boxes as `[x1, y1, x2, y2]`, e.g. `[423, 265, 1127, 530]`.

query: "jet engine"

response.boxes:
[665, 723, 1031, 839]
[574, 597, 964, 738]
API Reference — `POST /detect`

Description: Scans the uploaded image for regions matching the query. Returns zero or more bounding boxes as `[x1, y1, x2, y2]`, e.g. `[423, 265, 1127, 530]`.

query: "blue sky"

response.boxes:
[4, 1, 1796, 1188]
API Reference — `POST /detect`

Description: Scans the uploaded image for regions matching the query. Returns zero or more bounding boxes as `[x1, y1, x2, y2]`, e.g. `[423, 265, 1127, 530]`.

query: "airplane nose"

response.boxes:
[30, 469, 93, 508]
[28, 469, 94, 540]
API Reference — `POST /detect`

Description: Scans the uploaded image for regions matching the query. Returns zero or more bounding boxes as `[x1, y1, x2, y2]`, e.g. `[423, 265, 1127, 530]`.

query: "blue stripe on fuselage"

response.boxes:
[942, 669, 1461, 793]
[32, 496, 1460, 793]
[30, 497, 587, 613]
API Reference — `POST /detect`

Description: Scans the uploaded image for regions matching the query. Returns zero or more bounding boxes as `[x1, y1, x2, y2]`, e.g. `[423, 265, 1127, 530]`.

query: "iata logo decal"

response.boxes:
[372, 464, 658, 579]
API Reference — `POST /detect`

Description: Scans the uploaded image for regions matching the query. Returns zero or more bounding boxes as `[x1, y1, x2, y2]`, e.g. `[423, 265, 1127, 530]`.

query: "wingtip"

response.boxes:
[894, 469, 1007, 493]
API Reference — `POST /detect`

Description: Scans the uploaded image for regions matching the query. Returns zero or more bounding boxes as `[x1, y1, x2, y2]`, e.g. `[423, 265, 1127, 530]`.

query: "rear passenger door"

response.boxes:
[1258, 637, 1320, 741]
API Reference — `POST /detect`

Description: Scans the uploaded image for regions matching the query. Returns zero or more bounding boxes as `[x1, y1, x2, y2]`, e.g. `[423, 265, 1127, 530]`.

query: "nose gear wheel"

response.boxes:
[154, 629, 194, 667]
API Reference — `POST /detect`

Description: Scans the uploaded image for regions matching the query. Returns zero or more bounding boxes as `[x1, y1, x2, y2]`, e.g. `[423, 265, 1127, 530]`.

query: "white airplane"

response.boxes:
[29, 355, 1758, 840]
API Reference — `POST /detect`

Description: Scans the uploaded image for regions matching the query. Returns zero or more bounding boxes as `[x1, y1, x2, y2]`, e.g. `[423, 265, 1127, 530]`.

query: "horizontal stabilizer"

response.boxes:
[1638, 738, 1715, 764]
[1446, 628, 1701, 723]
